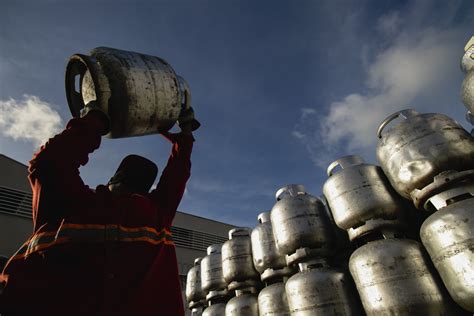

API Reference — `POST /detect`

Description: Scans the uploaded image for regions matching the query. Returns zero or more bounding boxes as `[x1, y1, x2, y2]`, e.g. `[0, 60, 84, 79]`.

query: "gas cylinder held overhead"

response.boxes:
[65, 47, 200, 138]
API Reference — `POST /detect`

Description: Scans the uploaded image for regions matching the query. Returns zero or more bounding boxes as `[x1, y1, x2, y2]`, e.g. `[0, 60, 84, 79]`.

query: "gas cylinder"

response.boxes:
[251, 212, 291, 282]
[65, 47, 199, 138]
[270, 185, 334, 265]
[225, 287, 259, 316]
[202, 302, 226, 316]
[201, 244, 228, 300]
[323, 155, 407, 239]
[417, 171, 474, 312]
[186, 257, 206, 308]
[376, 109, 474, 200]
[285, 259, 362, 315]
[222, 228, 260, 290]
[191, 306, 204, 316]
[258, 282, 290, 316]
[349, 238, 461, 315]
[320, 196, 354, 269]
[461, 36, 474, 127]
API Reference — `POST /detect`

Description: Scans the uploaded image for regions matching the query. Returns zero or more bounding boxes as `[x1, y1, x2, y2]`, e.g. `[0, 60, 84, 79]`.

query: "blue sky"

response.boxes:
[1, 0, 473, 227]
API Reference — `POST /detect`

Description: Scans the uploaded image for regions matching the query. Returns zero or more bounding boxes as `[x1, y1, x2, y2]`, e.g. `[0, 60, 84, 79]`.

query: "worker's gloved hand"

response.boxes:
[178, 106, 200, 132]
[80, 101, 111, 135]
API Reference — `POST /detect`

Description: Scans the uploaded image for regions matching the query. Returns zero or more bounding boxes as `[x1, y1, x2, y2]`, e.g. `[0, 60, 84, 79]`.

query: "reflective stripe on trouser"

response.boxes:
[9, 223, 174, 261]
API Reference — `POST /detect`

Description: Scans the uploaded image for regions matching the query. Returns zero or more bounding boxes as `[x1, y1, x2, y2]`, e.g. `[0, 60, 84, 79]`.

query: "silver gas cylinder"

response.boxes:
[270, 185, 334, 266]
[201, 244, 228, 301]
[186, 257, 206, 308]
[222, 228, 260, 290]
[225, 287, 259, 316]
[376, 109, 474, 200]
[202, 302, 226, 316]
[461, 36, 474, 128]
[323, 155, 407, 239]
[258, 282, 290, 316]
[285, 259, 362, 315]
[191, 306, 204, 316]
[320, 196, 354, 269]
[416, 171, 474, 312]
[65, 47, 199, 138]
[349, 238, 461, 315]
[251, 212, 292, 282]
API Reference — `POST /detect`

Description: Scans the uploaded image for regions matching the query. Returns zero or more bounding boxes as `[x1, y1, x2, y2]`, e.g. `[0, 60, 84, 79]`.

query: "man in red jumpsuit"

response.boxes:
[0, 104, 195, 315]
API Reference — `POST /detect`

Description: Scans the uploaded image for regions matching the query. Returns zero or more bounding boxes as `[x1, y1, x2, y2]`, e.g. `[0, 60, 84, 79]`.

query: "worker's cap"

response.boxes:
[109, 155, 158, 194]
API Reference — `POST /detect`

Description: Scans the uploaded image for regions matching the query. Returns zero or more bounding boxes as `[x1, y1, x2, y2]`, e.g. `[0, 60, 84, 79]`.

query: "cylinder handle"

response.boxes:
[257, 212, 271, 224]
[275, 184, 307, 201]
[177, 76, 201, 131]
[326, 155, 365, 176]
[207, 244, 222, 255]
[377, 109, 418, 139]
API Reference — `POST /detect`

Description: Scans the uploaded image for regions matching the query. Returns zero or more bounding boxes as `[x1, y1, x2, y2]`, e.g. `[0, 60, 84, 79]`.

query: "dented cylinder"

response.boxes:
[285, 260, 363, 315]
[258, 282, 290, 316]
[251, 212, 290, 282]
[349, 238, 461, 315]
[186, 258, 206, 308]
[201, 244, 228, 296]
[222, 228, 260, 290]
[323, 155, 407, 238]
[270, 185, 334, 265]
[65, 47, 194, 138]
[376, 109, 474, 200]
[419, 173, 474, 312]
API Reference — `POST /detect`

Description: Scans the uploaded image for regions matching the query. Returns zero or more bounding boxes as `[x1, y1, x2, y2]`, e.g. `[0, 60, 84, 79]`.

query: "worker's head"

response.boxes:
[108, 155, 158, 195]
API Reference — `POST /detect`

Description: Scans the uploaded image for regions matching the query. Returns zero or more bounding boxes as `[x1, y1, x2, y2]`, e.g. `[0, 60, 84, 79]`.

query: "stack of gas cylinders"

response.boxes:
[186, 108, 474, 316]
[185, 39, 474, 315]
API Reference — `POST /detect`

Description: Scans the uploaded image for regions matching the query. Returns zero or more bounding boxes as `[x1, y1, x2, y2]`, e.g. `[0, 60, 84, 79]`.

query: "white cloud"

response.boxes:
[294, 25, 466, 168]
[323, 28, 462, 149]
[0, 95, 63, 146]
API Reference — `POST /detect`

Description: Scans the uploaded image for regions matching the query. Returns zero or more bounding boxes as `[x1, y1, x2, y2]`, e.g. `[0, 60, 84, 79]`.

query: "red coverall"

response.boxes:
[0, 114, 193, 315]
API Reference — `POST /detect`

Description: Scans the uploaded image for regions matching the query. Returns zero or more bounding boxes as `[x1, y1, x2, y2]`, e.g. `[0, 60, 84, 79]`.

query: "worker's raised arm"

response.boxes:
[148, 127, 194, 227]
[28, 109, 108, 229]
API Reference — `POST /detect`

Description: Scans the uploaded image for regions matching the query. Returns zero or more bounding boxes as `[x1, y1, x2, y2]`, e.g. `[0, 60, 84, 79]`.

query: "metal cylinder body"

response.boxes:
[251, 212, 289, 281]
[186, 258, 206, 308]
[222, 228, 259, 290]
[202, 303, 226, 316]
[421, 189, 474, 312]
[285, 261, 362, 315]
[191, 306, 204, 316]
[201, 244, 227, 295]
[376, 110, 474, 200]
[461, 37, 474, 116]
[323, 155, 406, 235]
[270, 185, 334, 264]
[225, 290, 259, 316]
[258, 282, 290, 316]
[66, 47, 186, 138]
[349, 238, 459, 315]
